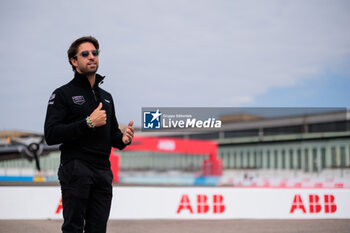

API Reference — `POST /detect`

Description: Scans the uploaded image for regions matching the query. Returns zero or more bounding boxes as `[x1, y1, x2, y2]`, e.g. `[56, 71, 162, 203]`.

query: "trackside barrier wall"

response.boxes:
[0, 187, 349, 219]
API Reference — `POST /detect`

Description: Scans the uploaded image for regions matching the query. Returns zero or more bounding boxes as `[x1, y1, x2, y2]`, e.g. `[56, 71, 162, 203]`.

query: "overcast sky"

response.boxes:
[0, 0, 349, 133]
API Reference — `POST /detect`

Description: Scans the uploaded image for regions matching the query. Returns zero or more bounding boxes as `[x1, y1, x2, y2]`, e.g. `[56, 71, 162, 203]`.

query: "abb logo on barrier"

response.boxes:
[56, 198, 62, 214]
[176, 194, 225, 214]
[290, 194, 337, 214]
[55, 193, 337, 216]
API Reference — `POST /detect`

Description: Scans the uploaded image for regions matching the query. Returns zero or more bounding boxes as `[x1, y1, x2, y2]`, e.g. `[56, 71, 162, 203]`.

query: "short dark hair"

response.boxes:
[67, 36, 99, 71]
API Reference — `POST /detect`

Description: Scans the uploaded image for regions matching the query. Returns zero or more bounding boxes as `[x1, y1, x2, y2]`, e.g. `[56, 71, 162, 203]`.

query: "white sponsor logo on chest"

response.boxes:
[72, 96, 86, 105]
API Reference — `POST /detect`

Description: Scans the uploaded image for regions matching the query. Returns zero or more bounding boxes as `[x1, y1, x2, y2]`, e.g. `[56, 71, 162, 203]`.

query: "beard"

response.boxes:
[79, 63, 99, 75]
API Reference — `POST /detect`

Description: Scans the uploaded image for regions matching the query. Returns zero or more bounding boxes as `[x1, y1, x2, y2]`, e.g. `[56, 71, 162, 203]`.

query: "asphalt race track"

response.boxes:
[1, 219, 350, 233]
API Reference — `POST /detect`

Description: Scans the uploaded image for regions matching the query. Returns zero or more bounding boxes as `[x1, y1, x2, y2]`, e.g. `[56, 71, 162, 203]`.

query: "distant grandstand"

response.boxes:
[119, 109, 350, 186]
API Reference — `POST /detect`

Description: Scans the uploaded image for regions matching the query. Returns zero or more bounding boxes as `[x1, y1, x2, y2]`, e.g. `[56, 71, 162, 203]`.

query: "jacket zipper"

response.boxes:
[92, 89, 97, 102]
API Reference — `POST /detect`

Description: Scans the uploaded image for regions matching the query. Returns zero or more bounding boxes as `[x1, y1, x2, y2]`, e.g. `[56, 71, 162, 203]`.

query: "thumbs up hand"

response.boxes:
[89, 102, 107, 127]
[122, 120, 134, 145]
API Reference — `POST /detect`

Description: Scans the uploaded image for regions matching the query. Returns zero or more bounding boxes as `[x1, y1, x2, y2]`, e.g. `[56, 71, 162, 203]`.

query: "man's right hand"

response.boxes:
[89, 102, 106, 127]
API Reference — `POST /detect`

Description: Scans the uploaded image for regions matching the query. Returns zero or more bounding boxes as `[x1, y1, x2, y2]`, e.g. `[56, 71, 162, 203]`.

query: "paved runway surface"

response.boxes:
[1, 219, 350, 233]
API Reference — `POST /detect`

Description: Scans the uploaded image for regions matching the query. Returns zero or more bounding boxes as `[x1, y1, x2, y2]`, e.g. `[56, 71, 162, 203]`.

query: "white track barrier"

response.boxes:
[0, 187, 349, 219]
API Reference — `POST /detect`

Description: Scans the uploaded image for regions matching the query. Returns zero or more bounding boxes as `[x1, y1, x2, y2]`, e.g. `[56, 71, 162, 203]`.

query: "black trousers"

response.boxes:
[58, 159, 113, 233]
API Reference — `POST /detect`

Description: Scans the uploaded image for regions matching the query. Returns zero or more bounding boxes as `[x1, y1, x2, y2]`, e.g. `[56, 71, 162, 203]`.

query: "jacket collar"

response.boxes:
[72, 71, 105, 89]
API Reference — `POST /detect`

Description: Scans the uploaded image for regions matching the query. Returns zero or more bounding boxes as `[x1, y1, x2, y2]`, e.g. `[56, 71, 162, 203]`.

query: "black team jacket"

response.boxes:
[44, 72, 127, 168]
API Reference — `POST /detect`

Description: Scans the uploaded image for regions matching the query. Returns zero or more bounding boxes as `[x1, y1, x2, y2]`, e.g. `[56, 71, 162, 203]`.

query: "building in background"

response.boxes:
[127, 109, 350, 174]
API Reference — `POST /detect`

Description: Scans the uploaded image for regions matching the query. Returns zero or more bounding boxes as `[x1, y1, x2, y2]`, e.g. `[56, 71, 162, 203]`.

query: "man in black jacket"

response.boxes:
[44, 36, 134, 233]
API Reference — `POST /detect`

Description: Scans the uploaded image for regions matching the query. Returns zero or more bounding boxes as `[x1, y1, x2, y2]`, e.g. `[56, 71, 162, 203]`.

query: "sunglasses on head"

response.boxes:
[76, 49, 100, 58]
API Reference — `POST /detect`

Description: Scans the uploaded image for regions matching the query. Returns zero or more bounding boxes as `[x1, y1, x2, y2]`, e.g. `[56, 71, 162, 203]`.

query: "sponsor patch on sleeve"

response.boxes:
[48, 93, 56, 105]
